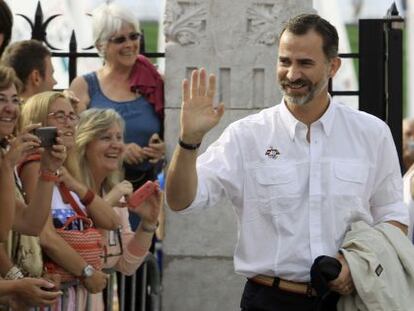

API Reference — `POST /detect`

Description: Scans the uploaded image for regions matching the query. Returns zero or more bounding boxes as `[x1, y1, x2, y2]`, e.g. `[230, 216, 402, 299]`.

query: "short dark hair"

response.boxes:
[0, 0, 13, 57]
[0, 65, 22, 93]
[280, 14, 339, 60]
[1, 40, 51, 90]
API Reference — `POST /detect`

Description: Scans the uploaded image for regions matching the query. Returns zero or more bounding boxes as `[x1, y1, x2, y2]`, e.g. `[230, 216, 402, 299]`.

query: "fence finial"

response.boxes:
[386, 2, 399, 17]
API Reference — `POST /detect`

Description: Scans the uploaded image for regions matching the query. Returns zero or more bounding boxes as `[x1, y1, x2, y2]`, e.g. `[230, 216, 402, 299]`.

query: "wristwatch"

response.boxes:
[81, 264, 95, 278]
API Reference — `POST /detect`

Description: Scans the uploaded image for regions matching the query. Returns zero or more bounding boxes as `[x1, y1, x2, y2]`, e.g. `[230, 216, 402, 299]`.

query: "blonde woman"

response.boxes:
[19, 92, 122, 309]
[75, 108, 161, 309]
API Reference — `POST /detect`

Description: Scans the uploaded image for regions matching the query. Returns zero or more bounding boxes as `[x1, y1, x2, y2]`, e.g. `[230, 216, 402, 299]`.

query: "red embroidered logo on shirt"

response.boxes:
[265, 146, 280, 159]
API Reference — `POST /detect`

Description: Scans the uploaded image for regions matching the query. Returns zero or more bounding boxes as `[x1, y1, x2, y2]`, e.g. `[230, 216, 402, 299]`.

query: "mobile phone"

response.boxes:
[127, 181, 156, 208]
[33, 127, 57, 148]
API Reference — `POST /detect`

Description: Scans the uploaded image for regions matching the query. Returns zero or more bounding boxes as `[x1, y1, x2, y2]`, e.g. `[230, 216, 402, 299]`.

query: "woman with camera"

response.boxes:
[75, 108, 162, 309]
[19, 91, 122, 309]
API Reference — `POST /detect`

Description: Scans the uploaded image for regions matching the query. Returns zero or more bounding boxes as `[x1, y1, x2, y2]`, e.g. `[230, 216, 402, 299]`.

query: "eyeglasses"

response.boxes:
[0, 96, 21, 106]
[48, 111, 79, 124]
[108, 32, 141, 44]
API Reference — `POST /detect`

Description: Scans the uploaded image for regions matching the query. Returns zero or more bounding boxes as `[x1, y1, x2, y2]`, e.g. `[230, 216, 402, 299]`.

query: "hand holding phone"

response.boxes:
[33, 127, 57, 148]
[127, 181, 156, 208]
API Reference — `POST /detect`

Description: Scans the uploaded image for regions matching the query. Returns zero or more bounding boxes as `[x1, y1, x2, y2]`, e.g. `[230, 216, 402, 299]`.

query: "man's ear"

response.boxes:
[329, 57, 341, 78]
[29, 69, 42, 87]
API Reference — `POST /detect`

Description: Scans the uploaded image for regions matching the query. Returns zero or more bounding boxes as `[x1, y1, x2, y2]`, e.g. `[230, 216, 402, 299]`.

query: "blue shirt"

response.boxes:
[83, 72, 161, 172]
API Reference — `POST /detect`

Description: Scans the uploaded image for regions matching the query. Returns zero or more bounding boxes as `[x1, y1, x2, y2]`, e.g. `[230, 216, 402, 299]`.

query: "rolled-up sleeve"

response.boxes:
[177, 124, 244, 214]
[370, 125, 409, 225]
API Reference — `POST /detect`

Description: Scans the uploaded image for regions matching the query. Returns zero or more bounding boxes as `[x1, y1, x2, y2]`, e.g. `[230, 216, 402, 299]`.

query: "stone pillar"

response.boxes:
[162, 1, 312, 309]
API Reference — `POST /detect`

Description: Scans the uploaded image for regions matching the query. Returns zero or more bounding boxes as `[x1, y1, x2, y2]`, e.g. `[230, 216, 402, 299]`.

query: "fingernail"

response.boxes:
[45, 282, 55, 288]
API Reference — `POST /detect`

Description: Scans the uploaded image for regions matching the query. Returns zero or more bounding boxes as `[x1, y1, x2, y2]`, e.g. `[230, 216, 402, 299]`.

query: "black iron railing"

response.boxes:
[18, 1, 165, 84]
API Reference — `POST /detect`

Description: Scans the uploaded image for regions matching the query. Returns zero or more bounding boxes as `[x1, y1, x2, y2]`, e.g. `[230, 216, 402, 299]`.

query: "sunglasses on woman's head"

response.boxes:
[108, 32, 141, 44]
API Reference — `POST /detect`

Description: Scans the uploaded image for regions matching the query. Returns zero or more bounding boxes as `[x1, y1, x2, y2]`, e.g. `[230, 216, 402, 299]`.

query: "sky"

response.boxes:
[5, 0, 406, 24]
[332, 0, 406, 23]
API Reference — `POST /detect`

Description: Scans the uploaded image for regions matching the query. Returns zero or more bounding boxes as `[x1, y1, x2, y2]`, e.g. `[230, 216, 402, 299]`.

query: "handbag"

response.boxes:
[44, 183, 103, 282]
[10, 174, 43, 277]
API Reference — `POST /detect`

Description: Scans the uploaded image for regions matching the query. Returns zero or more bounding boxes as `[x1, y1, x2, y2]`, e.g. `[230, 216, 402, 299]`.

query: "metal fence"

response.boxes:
[18, 1, 165, 84]
[328, 2, 404, 170]
[33, 253, 161, 311]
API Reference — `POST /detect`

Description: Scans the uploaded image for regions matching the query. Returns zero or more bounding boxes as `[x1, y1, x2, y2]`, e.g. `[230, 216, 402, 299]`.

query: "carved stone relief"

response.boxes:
[164, 0, 207, 46]
[246, 3, 283, 46]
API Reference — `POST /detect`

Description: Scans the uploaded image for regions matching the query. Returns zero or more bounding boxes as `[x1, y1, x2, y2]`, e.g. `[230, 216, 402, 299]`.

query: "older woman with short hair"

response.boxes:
[69, 5, 166, 306]
[69, 2, 165, 194]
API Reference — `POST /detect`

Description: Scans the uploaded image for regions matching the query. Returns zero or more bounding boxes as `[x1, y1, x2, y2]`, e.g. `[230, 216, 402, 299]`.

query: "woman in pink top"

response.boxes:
[75, 108, 161, 309]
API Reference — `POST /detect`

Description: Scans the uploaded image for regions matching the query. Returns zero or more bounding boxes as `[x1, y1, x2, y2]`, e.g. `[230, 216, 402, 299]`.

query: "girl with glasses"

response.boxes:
[19, 91, 123, 310]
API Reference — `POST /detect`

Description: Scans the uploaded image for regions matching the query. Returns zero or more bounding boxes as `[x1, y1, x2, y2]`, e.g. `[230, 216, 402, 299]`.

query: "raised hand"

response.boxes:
[56, 166, 80, 191]
[180, 68, 224, 144]
[39, 131, 67, 173]
[142, 133, 165, 164]
[128, 185, 162, 226]
[1, 124, 41, 166]
[104, 180, 134, 206]
[123, 142, 146, 165]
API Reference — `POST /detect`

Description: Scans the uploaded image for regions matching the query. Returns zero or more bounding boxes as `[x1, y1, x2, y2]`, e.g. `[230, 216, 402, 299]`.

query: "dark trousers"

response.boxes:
[240, 280, 318, 311]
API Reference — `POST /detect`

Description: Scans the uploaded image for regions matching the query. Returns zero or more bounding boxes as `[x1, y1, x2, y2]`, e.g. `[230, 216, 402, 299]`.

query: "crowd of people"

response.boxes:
[0, 1, 164, 310]
[1, 0, 414, 310]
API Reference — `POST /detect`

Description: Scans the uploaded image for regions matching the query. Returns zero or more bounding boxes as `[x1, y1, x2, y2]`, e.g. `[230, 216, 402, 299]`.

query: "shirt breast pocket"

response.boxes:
[332, 161, 368, 196]
[249, 164, 301, 216]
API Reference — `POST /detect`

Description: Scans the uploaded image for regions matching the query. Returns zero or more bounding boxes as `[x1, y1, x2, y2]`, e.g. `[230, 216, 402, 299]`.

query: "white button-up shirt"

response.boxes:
[181, 99, 409, 282]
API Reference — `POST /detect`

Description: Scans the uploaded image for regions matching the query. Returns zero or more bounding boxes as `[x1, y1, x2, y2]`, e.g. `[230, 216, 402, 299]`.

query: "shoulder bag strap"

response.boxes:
[58, 183, 87, 217]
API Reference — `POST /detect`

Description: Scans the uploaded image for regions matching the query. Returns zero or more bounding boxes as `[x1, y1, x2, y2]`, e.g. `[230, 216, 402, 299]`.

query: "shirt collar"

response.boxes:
[279, 99, 300, 141]
[318, 95, 335, 137]
[279, 95, 336, 140]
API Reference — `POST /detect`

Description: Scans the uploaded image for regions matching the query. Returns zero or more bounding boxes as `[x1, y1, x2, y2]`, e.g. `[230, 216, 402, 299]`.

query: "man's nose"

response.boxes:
[286, 66, 302, 81]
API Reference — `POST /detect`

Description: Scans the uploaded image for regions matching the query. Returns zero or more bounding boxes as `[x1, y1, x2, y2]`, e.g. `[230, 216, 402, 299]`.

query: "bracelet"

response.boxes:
[141, 221, 159, 233]
[178, 138, 201, 150]
[80, 189, 95, 206]
[4, 266, 24, 280]
[39, 170, 59, 182]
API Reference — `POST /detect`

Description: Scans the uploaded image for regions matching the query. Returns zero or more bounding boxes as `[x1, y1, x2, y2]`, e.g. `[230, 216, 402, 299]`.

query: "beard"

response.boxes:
[279, 74, 329, 106]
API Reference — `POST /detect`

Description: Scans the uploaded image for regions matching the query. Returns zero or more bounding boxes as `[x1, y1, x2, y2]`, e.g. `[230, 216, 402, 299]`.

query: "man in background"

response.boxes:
[1, 39, 56, 101]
